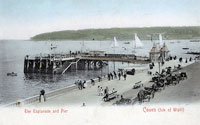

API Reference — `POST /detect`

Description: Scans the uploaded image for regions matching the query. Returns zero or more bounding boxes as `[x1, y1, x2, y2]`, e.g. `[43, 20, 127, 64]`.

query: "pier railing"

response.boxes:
[26, 53, 149, 61]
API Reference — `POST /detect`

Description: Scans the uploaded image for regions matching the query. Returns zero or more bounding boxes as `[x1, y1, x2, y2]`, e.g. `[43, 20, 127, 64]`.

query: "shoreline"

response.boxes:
[4, 76, 108, 107]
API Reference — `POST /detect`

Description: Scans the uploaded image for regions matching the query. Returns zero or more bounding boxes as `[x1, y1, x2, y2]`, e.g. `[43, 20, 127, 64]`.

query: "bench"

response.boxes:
[115, 98, 132, 105]
[103, 91, 118, 102]
[133, 81, 143, 89]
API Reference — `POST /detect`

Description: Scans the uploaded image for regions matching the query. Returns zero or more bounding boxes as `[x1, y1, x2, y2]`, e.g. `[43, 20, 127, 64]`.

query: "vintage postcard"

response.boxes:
[0, 0, 200, 125]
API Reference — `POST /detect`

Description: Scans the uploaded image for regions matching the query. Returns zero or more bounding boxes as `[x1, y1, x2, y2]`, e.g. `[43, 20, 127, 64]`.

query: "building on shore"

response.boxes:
[149, 43, 160, 62]
[149, 42, 169, 62]
[160, 42, 169, 61]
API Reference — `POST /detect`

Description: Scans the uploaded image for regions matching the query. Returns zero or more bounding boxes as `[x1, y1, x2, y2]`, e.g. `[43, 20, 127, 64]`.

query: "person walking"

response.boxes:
[82, 80, 86, 89]
[39, 89, 46, 102]
[104, 87, 109, 101]
[118, 72, 121, 80]
[100, 87, 104, 96]
[189, 57, 192, 62]
[179, 57, 182, 63]
[98, 86, 101, 96]
[104, 86, 109, 95]
[77, 80, 81, 90]
[106, 86, 109, 94]
[78, 80, 82, 90]
[98, 76, 101, 82]
[124, 73, 127, 80]
[91, 79, 95, 86]
[113, 71, 117, 78]
[110, 73, 113, 80]
[108, 73, 110, 80]
[112, 88, 116, 93]
[82, 103, 86, 107]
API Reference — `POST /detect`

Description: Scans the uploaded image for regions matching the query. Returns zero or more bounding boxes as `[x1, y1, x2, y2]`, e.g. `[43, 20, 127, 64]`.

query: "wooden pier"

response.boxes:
[24, 53, 150, 74]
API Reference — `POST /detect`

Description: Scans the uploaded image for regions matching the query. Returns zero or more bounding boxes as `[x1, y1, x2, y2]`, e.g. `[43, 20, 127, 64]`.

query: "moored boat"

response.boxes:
[190, 40, 200, 42]
[182, 48, 189, 50]
[7, 72, 17, 76]
[186, 51, 200, 55]
[124, 42, 130, 44]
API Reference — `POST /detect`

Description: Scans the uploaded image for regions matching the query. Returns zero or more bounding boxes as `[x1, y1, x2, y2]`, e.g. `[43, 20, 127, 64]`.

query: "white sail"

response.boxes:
[111, 36, 119, 48]
[159, 34, 163, 47]
[133, 33, 143, 48]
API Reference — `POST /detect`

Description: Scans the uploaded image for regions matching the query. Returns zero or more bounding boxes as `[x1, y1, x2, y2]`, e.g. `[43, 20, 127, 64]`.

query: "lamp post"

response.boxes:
[158, 61, 161, 74]
[158, 55, 162, 74]
[158, 54, 164, 74]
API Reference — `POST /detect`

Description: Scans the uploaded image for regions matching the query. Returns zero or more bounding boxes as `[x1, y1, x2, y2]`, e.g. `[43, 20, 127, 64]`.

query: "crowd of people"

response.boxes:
[75, 80, 86, 90]
[97, 86, 116, 101]
[107, 70, 127, 81]
[168, 55, 194, 63]
[72, 69, 128, 103]
[37, 55, 199, 105]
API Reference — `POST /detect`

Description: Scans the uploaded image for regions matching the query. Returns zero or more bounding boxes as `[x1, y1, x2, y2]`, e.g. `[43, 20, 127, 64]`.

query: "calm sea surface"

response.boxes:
[0, 39, 199, 104]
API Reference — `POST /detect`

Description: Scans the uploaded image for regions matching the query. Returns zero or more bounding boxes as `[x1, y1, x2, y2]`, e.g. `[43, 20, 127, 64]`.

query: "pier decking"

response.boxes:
[24, 53, 150, 74]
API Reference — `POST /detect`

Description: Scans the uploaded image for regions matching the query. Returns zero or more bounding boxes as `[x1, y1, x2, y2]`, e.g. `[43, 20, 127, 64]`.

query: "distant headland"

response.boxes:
[31, 26, 200, 41]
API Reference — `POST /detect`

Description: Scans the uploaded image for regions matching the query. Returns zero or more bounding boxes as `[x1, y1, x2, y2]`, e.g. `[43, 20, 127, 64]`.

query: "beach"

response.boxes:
[26, 58, 196, 107]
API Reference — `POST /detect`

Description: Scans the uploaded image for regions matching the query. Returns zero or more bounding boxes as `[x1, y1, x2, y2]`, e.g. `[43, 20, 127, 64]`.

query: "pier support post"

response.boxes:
[33, 60, 35, 72]
[45, 60, 48, 73]
[99, 61, 103, 68]
[39, 60, 42, 73]
[27, 60, 30, 72]
[94, 61, 97, 69]
[75, 62, 78, 70]
[87, 60, 90, 70]
[24, 59, 28, 73]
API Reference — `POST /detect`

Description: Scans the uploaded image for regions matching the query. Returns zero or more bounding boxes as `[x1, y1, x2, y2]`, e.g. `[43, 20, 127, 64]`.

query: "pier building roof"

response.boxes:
[150, 43, 160, 53]
[160, 43, 169, 52]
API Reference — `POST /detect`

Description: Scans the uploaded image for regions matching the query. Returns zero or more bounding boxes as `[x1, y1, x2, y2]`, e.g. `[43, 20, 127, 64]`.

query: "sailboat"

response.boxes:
[50, 44, 57, 50]
[124, 41, 130, 44]
[158, 34, 163, 48]
[132, 33, 143, 53]
[111, 37, 119, 48]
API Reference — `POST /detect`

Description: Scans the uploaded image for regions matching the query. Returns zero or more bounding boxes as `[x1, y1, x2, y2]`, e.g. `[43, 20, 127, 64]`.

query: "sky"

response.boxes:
[0, 0, 200, 39]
